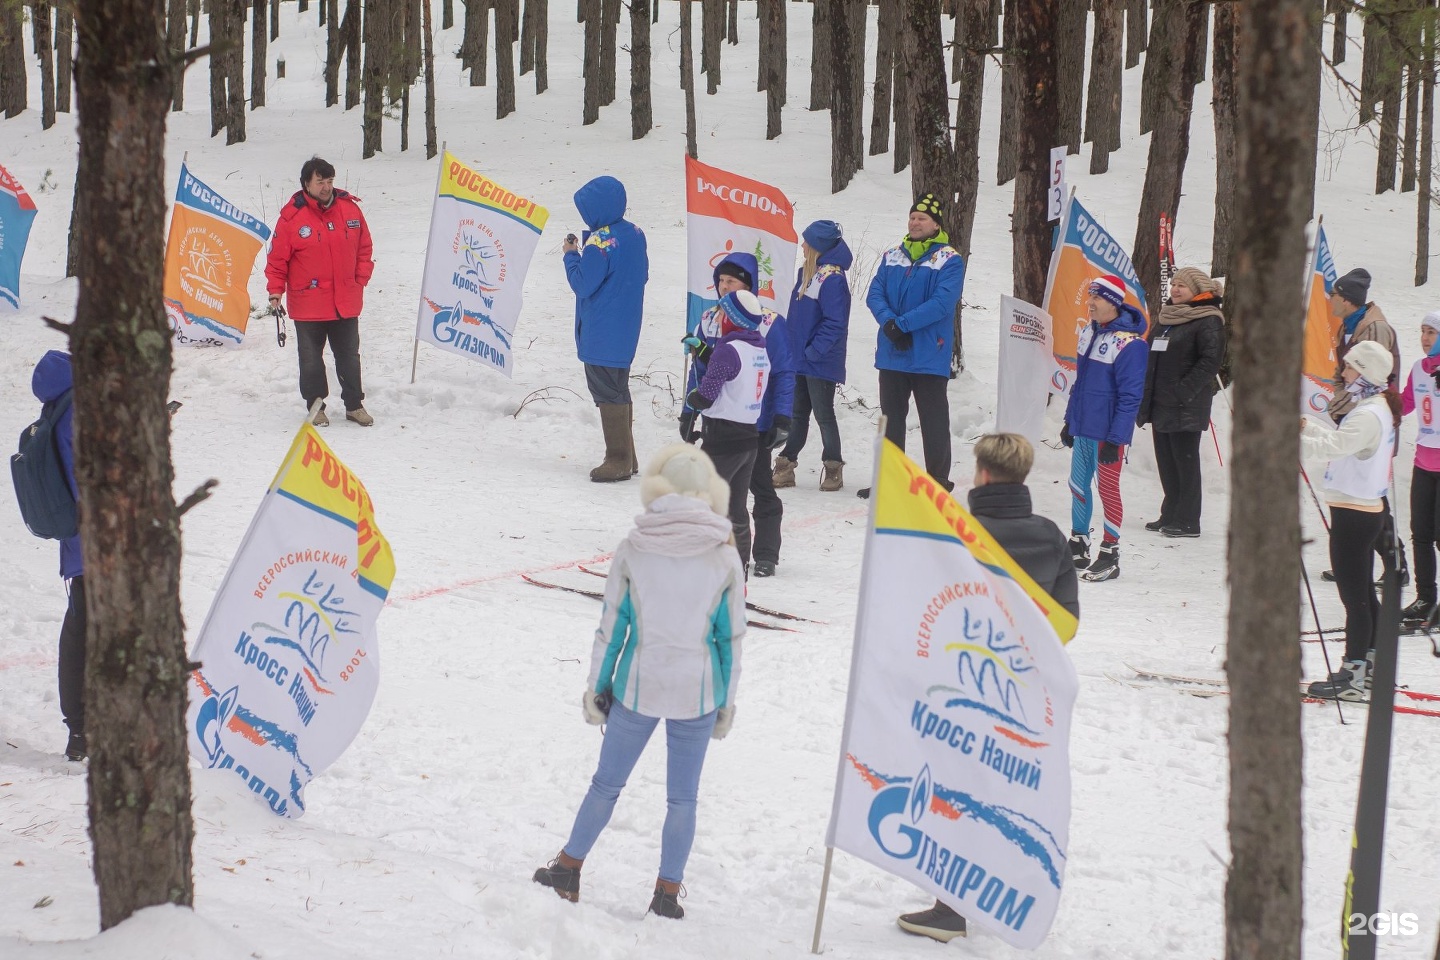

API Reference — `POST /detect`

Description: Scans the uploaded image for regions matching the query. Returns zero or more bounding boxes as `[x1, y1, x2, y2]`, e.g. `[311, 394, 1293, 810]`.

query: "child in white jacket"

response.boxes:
[533, 445, 747, 919]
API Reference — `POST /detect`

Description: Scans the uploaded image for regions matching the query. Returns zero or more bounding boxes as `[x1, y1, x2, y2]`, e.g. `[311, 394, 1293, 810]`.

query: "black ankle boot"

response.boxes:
[532, 856, 582, 902]
[648, 882, 685, 919]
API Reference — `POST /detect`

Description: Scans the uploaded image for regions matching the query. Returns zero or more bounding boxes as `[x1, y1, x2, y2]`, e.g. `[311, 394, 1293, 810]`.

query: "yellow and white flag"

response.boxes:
[825, 439, 1078, 949]
[186, 423, 396, 818]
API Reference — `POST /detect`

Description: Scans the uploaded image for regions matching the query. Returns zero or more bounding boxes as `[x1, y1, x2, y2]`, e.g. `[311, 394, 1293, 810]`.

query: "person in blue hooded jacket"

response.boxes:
[773, 220, 851, 493]
[1061, 275, 1150, 582]
[31, 350, 87, 762]
[563, 176, 650, 483]
[860, 194, 965, 498]
[680, 253, 793, 574]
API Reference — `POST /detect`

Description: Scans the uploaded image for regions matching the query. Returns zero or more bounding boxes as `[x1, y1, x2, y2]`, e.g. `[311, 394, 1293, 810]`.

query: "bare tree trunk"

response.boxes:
[1331, 0, 1347, 66]
[520, 0, 534, 74]
[631, 0, 651, 138]
[996, 0, 1019, 185]
[1418, 0, 1435, 285]
[1055, 0, 1085, 154]
[765, 0, 785, 139]
[534, 0, 547, 92]
[1124, 0, 1145, 69]
[893, 38, 911, 173]
[56, 5, 73, 112]
[703, 0, 722, 93]
[67, 184, 82, 277]
[252, 0, 268, 109]
[904, 0, 958, 243]
[831, 0, 863, 192]
[209, 0, 228, 135]
[870, 0, 897, 155]
[1010, 0, 1058, 305]
[226, 0, 247, 142]
[35, 2, 57, 129]
[581, 0, 600, 122]
[326, 0, 341, 105]
[363, 0, 385, 156]
[1404, 59, 1421, 192]
[463, 0, 491, 86]
[953, 0, 987, 257]
[271, 0, 280, 39]
[597, 0, 618, 105]
[1211, 0, 1239, 276]
[1133, 0, 1205, 306]
[424, 0, 437, 157]
[444, 0, 454, 29]
[810, 0, 831, 109]
[189, 0, 200, 47]
[1085, 0, 1122, 175]
[345, 0, 362, 106]
[1376, 9, 1403, 196]
[496, 0, 516, 116]
[682, 0, 697, 156]
[0, 0, 25, 118]
[166, 0, 186, 110]
[727, 0, 737, 43]
[1224, 1, 1320, 957]
[72, 0, 194, 928]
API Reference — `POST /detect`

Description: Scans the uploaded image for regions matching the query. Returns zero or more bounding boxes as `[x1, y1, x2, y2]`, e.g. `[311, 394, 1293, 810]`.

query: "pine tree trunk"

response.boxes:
[209, 0, 228, 135]
[252, 0, 268, 109]
[953, 0, 987, 257]
[1124, 0, 1146, 69]
[424, 0, 437, 157]
[1011, 0, 1058, 304]
[1403, 58, 1421, 192]
[631, 0, 651, 138]
[0, 0, 25, 118]
[534, 0, 547, 92]
[56, 6, 73, 112]
[904, 0, 958, 237]
[520, 0, 534, 74]
[345, 0, 362, 106]
[226, 0, 247, 142]
[444, 0, 454, 30]
[1056, 0, 1085, 154]
[326, 0, 341, 106]
[189, 0, 200, 47]
[870, 0, 897, 155]
[1085, 0, 1122, 175]
[893, 35, 911, 173]
[831, 0, 862, 192]
[599, 0, 618, 105]
[271, 0, 280, 40]
[703, 0, 722, 93]
[1211, 0, 1239, 276]
[1417, 1, 1434, 285]
[363, 0, 385, 156]
[581, 0, 600, 122]
[496, 0, 516, 116]
[1133, 0, 1205, 305]
[1378, 82, 1402, 193]
[1224, 1, 1320, 957]
[1331, 0, 1347, 66]
[35, 2, 56, 130]
[67, 184, 82, 277]
[727, 0, 737, 44]
[167, 0, 186, 110]
[810, 0, 831, 110]
[996, 0, 1019, 185]
[71, 0, 195, 928]
[682, 0, 697, 156]
[765, 0, 785, 139]
[464, 0, 491, 86]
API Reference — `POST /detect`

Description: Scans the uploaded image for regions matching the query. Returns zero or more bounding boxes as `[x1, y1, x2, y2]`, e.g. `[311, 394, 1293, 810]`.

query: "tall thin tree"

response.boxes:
[424, 0, 437, 157]
[1010, 0, 1059, 305]
[252, 0, 268, 109]
[1084, 0, 1123, 175]
[1055, 0, 1085, 153]
[363, 0, 386, 156]
[830, 0, 864, 192]
[56, 4, 73, 113]
[764, 0, 785, 140]
[599, 0, 619, 105]
[682, 0, 697, 157]
[496, 0, 516, 117]
[534, 0, 547, 92]
[630, 0, 651, 138]
[953, 0, 990, 259]
[34, 1, 57, 129]
[810, 0, 831, 110]
[1223, 3, 1321, 959]
[581, 0, 600, 122]
[870, 0, 898, 156]
[1211, 0, 1239, 276]
[0, 0, 25, 118]
[72, 0, 195, 927]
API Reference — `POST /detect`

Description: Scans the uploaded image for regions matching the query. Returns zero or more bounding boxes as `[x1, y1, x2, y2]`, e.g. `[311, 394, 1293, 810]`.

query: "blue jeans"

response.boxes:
[562, 702, 718, 883]
[780, 374, 843, 463]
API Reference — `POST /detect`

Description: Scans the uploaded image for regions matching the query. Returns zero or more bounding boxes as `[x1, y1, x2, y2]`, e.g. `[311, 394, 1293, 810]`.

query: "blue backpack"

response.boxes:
[11, 390, 78, 540]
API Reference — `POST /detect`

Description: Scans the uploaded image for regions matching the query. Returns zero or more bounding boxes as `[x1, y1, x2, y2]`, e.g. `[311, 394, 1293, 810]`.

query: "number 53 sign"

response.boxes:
[1048, 146, 1067, 222]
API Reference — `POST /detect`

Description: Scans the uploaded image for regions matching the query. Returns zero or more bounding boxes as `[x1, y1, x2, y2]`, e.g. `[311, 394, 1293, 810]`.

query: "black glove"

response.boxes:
[767, 414, 791, 451]
[678, 409, 701, 443]
[1060, 424, 1074, 448]
[1098, 441, 1121, 465]
[883, 319, 913, 350]
[685, 387, 713, 411]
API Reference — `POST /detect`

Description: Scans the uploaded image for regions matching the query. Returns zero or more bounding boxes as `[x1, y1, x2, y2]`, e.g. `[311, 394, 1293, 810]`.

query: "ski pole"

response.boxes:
[1300, 466, 1330, 533]
[1300, 561, 1347, 724]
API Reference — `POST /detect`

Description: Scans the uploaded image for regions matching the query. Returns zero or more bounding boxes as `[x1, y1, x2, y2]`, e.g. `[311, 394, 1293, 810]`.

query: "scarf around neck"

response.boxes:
[902, 230, 950, 263]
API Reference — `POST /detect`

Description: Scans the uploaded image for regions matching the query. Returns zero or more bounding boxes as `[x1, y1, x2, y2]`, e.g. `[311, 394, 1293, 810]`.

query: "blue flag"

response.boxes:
[0, 164, 38, 311]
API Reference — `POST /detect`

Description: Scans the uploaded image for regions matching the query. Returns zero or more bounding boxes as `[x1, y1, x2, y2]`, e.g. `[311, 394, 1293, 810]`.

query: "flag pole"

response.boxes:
[413, 142, 447, 385]
[811, 416, 888, 955]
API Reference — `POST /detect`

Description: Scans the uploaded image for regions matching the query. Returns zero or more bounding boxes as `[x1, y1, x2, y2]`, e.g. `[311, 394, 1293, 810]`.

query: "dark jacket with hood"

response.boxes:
[1136, 293, 1226, 434]
[784, 240, 853, 384]
[564, 176, 650, 368]
[1064, 303, 1149, 446]
[32, 350, 82, 579]
[968, 483, 1079, 620]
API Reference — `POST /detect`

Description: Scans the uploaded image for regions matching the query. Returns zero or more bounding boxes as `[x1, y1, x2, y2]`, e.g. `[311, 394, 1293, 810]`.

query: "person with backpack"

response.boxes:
[23, 350, 86, 761]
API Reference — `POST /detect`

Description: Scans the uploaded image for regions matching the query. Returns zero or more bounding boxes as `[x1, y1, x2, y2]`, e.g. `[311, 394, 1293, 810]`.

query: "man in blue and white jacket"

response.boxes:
[861, 193, 965, 498]
[1061, 274, 1149, 582]
[563, 175, 650, 483]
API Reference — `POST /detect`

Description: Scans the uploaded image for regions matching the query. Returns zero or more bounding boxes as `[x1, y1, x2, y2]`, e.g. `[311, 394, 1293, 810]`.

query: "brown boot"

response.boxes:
[649, 878, 685, 919]
[820, 460, 844, 492]
[532, 851, 583, 902]
[772, 455, 797, 488]
[591, 404, 633, 482]
[628, 402, 639, 475]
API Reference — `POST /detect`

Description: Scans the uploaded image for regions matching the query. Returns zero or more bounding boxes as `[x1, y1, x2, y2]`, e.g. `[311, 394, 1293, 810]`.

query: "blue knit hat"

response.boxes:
[802, 220, 842, 254]
[719, 290, 765, 332]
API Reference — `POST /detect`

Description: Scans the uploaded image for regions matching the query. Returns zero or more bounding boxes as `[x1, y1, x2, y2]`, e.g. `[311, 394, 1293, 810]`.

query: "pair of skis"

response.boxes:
[1158, 212, 1175, 306]
[1110, 664, 1440, 718]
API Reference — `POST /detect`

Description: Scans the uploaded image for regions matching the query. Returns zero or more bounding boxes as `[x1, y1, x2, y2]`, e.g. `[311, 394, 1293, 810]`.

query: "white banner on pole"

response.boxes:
[996, 295, 1055, 443]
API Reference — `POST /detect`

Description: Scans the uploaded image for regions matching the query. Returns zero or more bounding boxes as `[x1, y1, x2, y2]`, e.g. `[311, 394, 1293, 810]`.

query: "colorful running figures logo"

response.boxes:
[851, 755, 1061, 932]
[451, 220, 507, 295]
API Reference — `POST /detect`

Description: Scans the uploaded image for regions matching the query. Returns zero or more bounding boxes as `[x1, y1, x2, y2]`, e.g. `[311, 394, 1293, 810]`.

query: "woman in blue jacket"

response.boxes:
[859, 194, 965, 498]
[773, 220, 852, 492]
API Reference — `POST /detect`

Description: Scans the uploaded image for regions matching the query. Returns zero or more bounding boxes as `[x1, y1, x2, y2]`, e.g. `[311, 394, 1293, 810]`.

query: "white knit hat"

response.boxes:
[1343, 339, 1394, 386]
[1422, 310, 1440, 333]
[640, 444, 730, 515]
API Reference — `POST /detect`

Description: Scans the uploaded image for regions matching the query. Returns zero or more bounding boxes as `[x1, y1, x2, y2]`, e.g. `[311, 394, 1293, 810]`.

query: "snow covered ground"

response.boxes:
[2, 4, 1439, 958]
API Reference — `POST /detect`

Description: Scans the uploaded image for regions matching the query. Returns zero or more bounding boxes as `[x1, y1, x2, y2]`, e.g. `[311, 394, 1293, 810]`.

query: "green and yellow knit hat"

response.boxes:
[910, 193, 944, 227]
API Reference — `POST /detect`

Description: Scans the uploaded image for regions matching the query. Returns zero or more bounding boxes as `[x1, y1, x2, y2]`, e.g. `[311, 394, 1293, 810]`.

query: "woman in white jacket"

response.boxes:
[1301, 339, 1401, 700]
[533, 445, 747, 919]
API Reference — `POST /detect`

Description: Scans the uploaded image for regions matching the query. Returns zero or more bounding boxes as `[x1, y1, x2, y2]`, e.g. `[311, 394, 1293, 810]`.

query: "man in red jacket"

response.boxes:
[266, 157, 376, 426]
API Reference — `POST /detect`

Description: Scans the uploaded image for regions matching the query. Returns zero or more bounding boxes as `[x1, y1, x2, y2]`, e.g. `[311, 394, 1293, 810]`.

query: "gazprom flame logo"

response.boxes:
[910, 764, 933, 825]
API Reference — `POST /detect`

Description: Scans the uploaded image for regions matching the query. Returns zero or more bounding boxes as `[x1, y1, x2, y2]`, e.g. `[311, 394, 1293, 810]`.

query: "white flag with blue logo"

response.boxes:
[825, 439, 1079, 949]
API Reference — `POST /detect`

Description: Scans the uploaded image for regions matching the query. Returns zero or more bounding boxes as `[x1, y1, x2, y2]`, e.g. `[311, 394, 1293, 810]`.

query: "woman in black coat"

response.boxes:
[1135, 266, 1226, 537]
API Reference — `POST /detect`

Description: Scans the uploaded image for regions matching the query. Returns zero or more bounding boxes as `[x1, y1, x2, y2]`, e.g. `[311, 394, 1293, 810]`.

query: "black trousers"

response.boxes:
[780, 374, 843, 464]
[1329, 506, 1385, 662]
[1411, 466, 1440, 601]
[1152, 430, 1203, 529]
[59, 575, 86, 734]
[584, 363, 632, 405]
[704, 445, 759, 568]
[750, 440, 783, 564]
[878, 369, 951, 487]
[296, 317, 365, 411]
